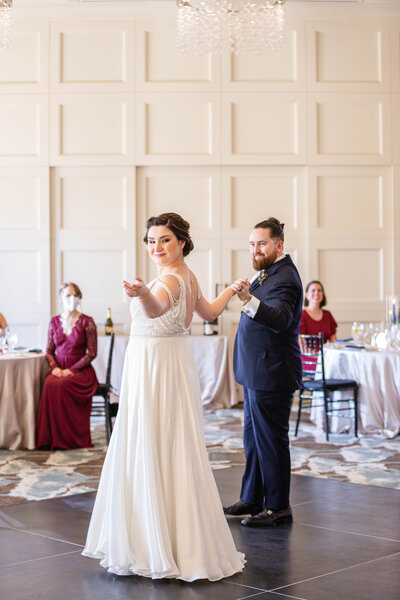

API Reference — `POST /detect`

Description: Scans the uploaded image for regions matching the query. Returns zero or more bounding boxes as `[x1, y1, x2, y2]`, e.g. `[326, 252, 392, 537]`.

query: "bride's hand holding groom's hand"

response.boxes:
[231, 278, 250, 302]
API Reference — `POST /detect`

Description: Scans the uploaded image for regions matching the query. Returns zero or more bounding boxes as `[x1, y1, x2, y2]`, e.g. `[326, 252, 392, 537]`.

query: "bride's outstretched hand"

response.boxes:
[231, 278, 250, 302]
[123, 277, 149, 298]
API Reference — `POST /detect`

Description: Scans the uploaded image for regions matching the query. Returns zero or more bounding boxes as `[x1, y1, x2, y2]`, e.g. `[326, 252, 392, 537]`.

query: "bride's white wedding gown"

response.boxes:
[82, 273, 245, 581]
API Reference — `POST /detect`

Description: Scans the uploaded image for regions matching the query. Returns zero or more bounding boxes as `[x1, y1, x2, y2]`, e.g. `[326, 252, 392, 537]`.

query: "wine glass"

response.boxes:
[7, 332, 18, 352]
[351, 321, 361, 343]
[370, 322, 380, 348]
[0, 334, 6, 353]
[395, 327, 400, 351]
[364, 322, 376, 346]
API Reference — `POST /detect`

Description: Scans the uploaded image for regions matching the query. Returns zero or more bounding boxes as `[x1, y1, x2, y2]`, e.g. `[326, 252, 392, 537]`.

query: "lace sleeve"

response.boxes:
[69, 317, 98, 372]
[46, 319, 59, 370]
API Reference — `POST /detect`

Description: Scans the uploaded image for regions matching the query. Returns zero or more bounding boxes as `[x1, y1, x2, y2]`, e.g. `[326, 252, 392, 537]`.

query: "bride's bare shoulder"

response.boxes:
[157, 273, 181, 300]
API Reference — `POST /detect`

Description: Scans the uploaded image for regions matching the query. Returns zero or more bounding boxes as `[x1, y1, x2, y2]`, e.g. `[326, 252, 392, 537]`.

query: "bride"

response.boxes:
[82, 212, 245, 581]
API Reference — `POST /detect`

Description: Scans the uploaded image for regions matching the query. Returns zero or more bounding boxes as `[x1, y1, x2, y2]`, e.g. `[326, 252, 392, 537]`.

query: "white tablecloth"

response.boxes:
[93, 335, 236, 408]
[0, 353, 49, 450]
[311, 347, 400, 438]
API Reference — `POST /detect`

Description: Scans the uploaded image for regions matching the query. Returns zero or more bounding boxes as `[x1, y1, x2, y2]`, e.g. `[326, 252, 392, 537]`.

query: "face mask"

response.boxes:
[63, 296, 80, 313]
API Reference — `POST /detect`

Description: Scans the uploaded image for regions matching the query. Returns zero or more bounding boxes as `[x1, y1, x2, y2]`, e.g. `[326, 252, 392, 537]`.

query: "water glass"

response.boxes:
[7, 332, 18, 352]
[364, 322, 377, 346]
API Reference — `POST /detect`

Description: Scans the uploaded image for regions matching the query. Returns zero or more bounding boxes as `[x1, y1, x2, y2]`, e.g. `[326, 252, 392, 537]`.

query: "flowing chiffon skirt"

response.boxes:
[82, 336, 245, 581]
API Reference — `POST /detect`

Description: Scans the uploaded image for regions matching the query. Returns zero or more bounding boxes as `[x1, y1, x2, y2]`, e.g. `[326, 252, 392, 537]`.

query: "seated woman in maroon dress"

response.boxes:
[300, 280, 337, 342]
[299, 281, 337, 371]
[36, 282, 98, 450]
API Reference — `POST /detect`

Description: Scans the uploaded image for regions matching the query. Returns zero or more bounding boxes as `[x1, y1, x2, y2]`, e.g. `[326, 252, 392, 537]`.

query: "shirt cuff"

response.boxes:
[241, 296, 260, 318]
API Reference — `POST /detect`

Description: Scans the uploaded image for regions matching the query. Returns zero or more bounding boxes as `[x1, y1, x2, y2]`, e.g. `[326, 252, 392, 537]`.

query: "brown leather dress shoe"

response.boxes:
[223, 500, 264, 516]
[241, 506, 293, 527]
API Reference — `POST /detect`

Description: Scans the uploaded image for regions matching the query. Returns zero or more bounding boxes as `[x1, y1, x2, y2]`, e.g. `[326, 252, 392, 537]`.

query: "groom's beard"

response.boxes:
[252, 249, 278, 271]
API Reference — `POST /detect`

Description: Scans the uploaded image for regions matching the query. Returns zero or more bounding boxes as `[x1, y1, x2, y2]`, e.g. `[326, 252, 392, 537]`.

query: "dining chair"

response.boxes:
[91, 332, 117, 444]
[295, 332, 359, 441]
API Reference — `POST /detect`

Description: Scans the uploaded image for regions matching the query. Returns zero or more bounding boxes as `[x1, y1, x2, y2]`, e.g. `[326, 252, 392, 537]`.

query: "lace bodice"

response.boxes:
[46, 314, 97, 371]
[130, 273, 196, 338]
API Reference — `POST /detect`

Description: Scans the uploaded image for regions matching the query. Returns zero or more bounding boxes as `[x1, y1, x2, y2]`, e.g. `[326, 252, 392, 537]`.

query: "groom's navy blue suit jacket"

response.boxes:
[233, 255, 303, 393]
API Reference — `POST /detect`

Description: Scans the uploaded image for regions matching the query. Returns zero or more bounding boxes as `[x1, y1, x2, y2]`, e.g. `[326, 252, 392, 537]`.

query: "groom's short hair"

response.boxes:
[254, 217, 284, 242]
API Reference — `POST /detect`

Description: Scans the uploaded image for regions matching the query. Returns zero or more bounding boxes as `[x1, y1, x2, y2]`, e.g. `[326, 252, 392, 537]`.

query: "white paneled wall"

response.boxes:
[222, 94, 306, 164]
[221, 24, 306, 91]
[136, 94, 221, 164]
[0, 167, 50, 346]
[51, 21, 135, 93]
[307, 21, 390, 92]
[51, 166, 136, 330]
[136, 21, 221, 91]
[0, 22, 49, 93]
[1, 2, 400, 349]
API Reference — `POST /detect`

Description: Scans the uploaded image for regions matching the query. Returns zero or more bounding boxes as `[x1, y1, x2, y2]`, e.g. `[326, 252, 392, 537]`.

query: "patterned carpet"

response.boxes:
[0, 409, 399, 506]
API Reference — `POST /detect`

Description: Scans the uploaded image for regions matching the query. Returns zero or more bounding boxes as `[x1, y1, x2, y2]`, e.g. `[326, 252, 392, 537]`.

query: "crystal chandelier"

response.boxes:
[176, 0, 286, 55]
[0, 0, 13, 52]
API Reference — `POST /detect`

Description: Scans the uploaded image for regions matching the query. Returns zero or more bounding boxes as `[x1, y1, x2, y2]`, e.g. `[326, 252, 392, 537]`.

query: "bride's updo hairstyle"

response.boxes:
[143, 212, 194, 257]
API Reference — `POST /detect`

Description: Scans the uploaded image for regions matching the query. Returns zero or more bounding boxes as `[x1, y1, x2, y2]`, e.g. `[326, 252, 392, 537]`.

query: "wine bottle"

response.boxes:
[105, 307, 114, 336]
[204, 320, 213, 335]
[203, 317, 218, 335]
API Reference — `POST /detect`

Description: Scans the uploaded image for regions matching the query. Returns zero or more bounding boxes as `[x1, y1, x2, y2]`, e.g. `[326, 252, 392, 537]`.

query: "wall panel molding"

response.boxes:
[307, 21, 390, 92]
[52, 166, 135, 241]
[0, 240, 50, 347]
[0, 22, 49, 93]
[308, 94, 391, 164]
[221, 22, 306, 92]
[222, 93, 306, 164]
[0, 167, 49, 240]
[220, 166, 306, 238]
[391, 24, 400, 93]
[136, 21, 221, 92]
[51, 166, 136, 328]
[393, 94, 400, 165]
[307, 166, 392, 238]
[136, 93, 221, 164]
[51, 21, 135, 93]
[0, 95, 48, 166]
[50, 94, 135, 165]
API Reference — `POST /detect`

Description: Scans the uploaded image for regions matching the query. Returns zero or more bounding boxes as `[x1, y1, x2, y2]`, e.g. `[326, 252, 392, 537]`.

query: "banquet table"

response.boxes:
[311, 346, 400, 438]
[93, 334, 236, 408]
[0, 352, 49, 450]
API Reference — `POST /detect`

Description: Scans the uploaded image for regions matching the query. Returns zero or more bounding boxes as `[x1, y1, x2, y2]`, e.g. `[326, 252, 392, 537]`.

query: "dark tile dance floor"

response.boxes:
[1, 467, 399, 600]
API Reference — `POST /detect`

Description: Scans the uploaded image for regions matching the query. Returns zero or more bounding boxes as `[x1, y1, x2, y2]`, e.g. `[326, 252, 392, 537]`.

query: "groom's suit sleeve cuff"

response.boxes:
[241, 295, 260, 318]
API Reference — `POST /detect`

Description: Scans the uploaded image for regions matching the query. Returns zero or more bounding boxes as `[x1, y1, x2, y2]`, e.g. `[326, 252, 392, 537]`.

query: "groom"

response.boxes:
[225, 217, 303, 526]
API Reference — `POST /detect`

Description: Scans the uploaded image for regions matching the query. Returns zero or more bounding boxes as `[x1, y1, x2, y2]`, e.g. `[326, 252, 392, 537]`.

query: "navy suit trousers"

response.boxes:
[240, 387, 292, 510]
